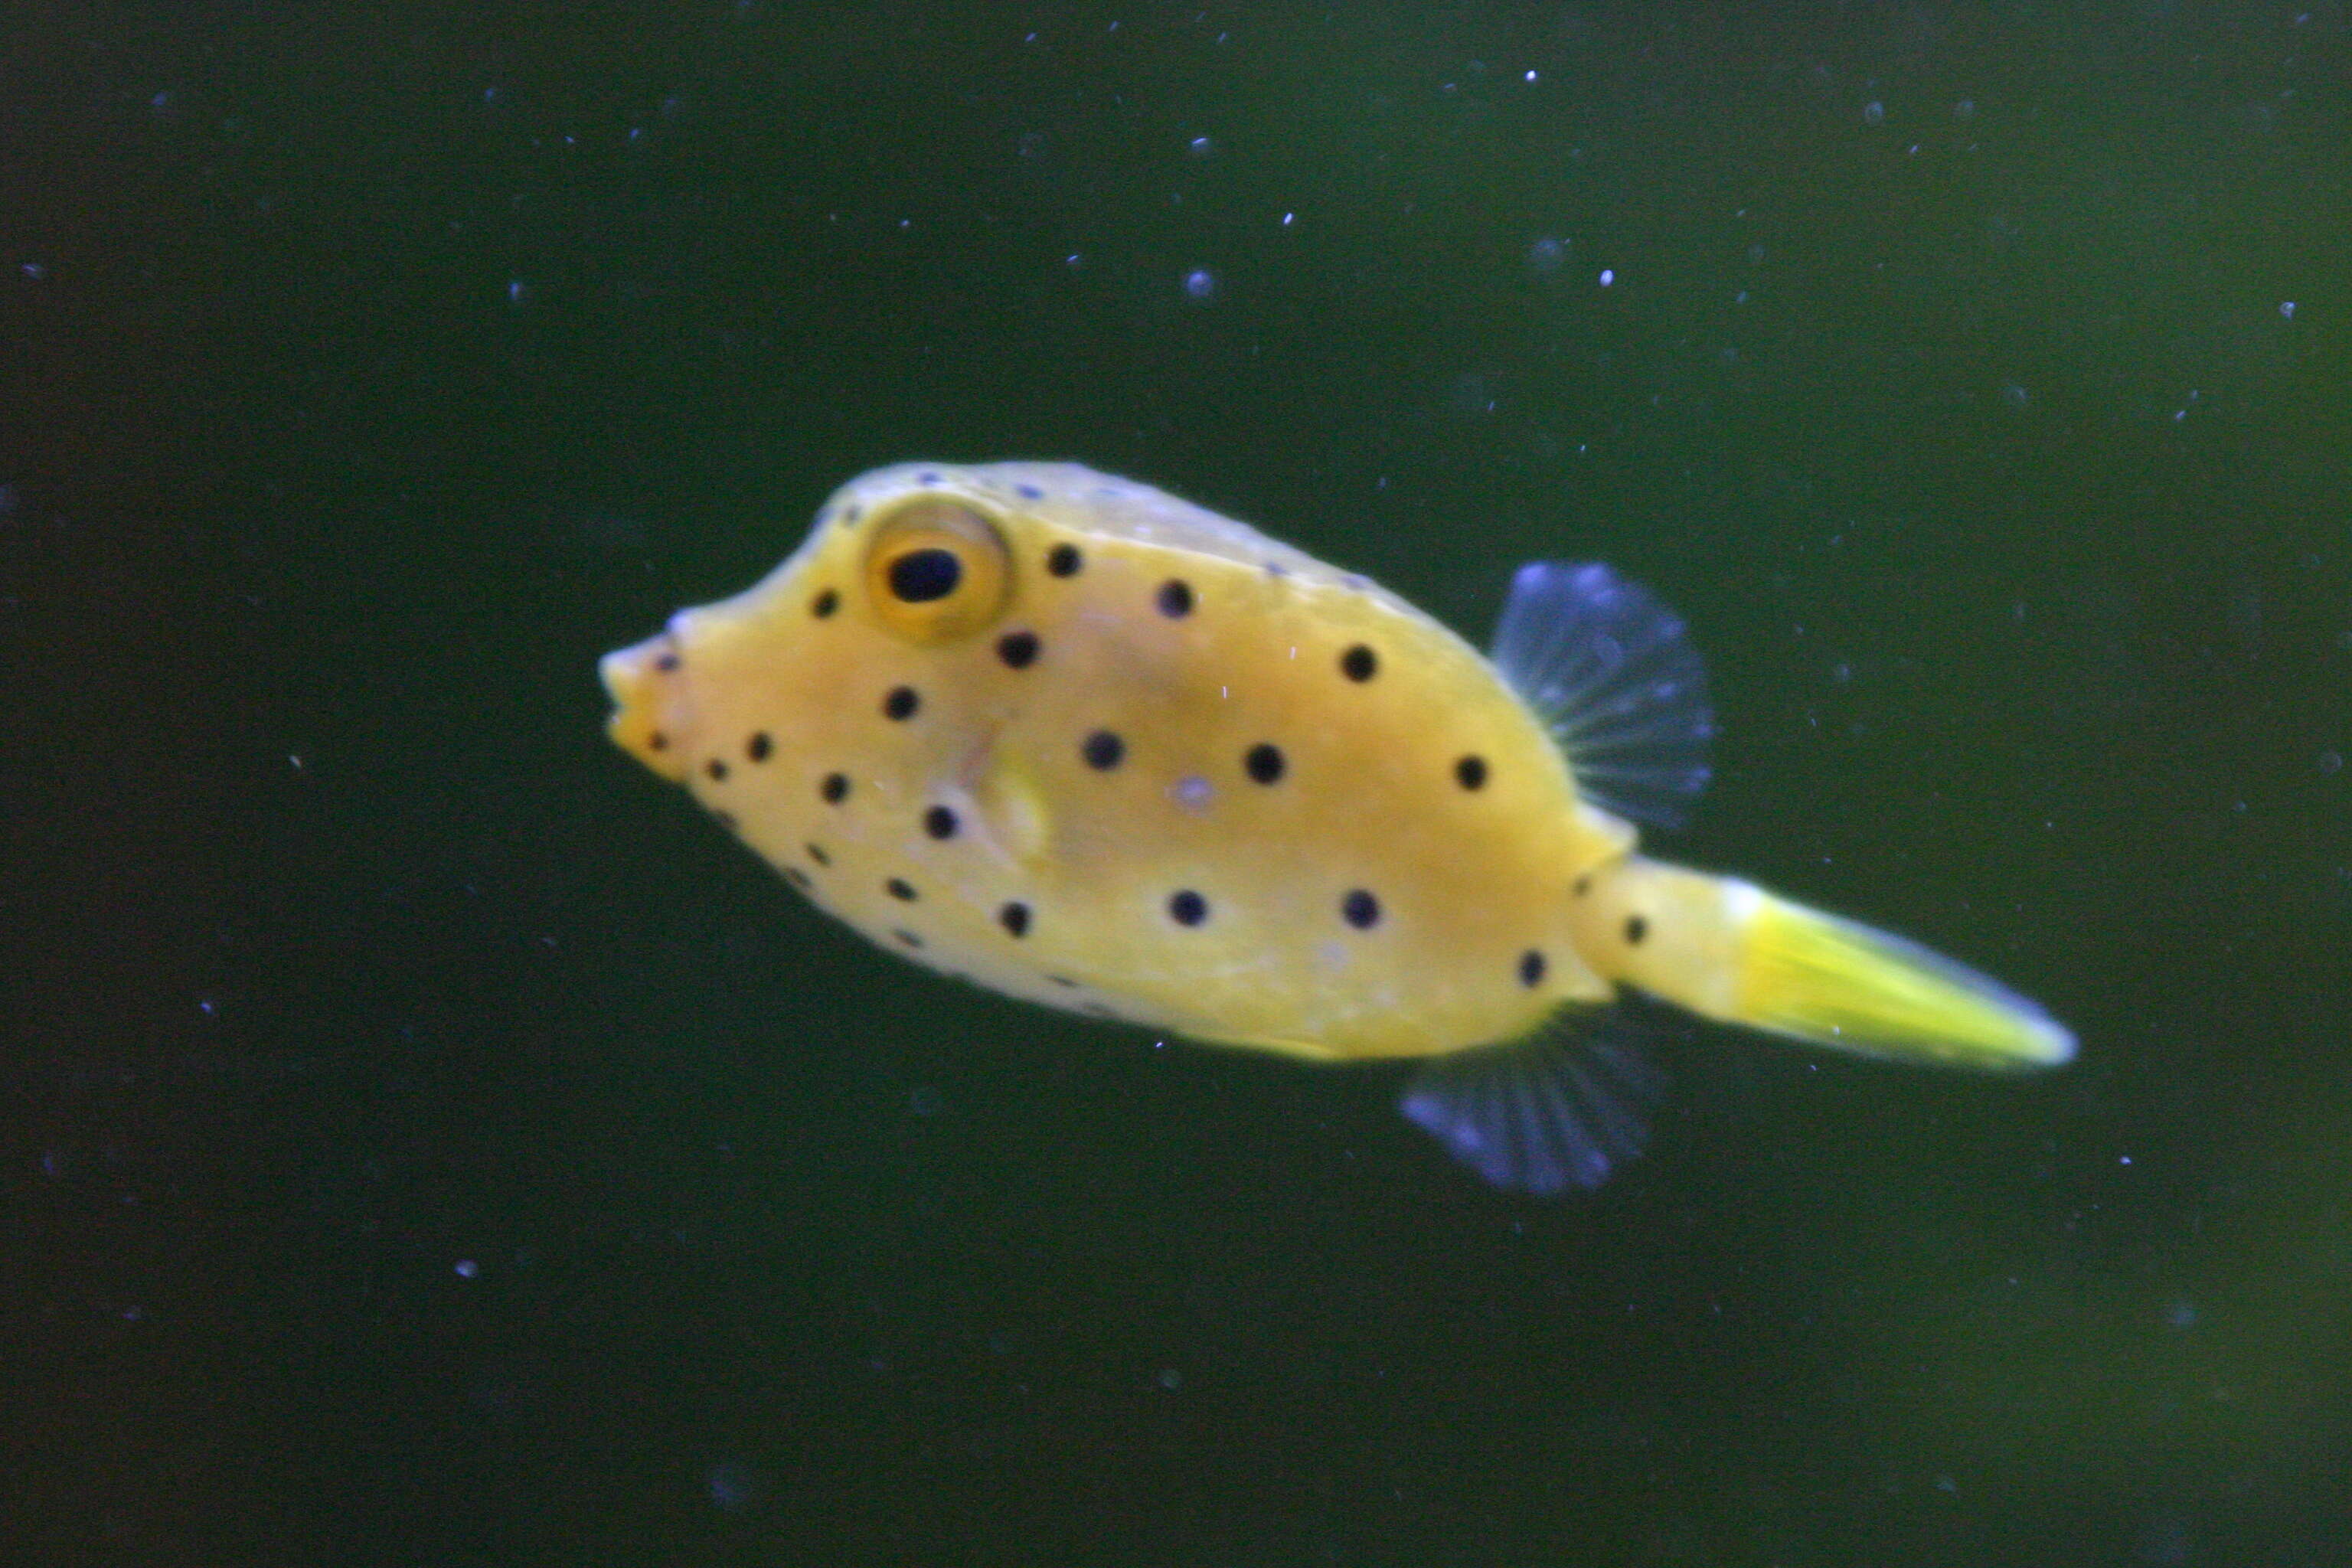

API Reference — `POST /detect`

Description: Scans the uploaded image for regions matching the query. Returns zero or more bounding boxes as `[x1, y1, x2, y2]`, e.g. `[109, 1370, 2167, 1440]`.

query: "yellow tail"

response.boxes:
[1570, 856, 2074, 1070]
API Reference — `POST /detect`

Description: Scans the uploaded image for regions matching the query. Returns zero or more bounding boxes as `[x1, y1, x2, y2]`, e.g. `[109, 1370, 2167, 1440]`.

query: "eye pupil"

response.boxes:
[887, 547, 962, 603]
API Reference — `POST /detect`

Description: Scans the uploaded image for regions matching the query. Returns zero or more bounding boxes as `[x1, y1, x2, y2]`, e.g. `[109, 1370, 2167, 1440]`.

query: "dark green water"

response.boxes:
[7, 5, 2349, 1563]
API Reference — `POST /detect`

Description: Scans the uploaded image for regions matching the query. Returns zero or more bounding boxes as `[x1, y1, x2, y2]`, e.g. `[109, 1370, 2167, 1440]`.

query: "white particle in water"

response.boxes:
[1183, 268, 1217, 300]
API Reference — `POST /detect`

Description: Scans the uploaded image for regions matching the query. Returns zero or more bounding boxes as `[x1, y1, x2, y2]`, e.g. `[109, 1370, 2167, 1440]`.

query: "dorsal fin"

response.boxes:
[1491, 561, 1713, 828]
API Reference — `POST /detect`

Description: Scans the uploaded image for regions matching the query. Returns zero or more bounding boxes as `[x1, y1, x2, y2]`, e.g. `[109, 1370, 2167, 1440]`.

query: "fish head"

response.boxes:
[599, 463, 1060, 838]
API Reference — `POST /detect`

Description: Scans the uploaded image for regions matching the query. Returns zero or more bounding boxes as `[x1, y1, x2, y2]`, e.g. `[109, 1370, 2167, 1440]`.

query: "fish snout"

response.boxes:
[599, 632, 691, 782]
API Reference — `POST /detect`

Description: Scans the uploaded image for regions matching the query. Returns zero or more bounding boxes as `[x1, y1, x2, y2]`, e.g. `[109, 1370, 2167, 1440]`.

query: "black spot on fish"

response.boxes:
[648, 731, 668, 751]
[1455, 755, 1487, 790]
[806, 843, 831, 867]
[1156, 580, 1194, 618]
[840, 502, 862, 528]
[1340, 644, 1378, 682]
[746, 732, 772, 763]
[1168, 890, 1208, 926]
[1342, 890, 1380, 929]
[1518, 949, 1547, 987]
[1625, 915, 1648, 946]
[998, 630, 1040, 668]
[1244, 743, 1285, 785]
[811, 589, 838, 618]
[924, 805, 958, 840]
[1017, 482, 1044, 501]
[1082, 730, 1125, 770]
[706, 759, 729, 782]
[1572, 875, 1590, 897]
[894, 928, 924, 949]
[999, 902, 1031, 937]
[1047, 543, 1082, 577]
[713, 810, 737, 831]
[887, 878, 918, 902]
[1047, 975, 1080, 988]
[785, 867, 811, 890]
[821, 772, 850, 803]
[884, 686, 920, 721]
[655, 652, 680, 673]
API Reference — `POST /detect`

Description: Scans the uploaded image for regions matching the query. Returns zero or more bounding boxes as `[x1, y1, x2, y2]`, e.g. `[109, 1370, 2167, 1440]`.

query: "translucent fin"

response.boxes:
[1491, 562, 1713, 828]
[1399, 1027, 1666, 1195]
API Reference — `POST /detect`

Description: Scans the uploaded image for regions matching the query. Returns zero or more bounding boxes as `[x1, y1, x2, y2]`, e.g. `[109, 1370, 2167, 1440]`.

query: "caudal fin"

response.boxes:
[1573, 857, 2074, 1071]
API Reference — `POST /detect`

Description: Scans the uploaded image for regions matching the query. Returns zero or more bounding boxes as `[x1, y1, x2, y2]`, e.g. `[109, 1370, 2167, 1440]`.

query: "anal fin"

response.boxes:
[1399, 1021, 1665, 1195]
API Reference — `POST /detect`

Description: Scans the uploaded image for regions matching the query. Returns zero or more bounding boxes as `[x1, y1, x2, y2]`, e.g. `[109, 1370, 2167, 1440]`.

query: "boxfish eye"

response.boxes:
[861, 498, 1011, 644]
[888, 549, 960, 603]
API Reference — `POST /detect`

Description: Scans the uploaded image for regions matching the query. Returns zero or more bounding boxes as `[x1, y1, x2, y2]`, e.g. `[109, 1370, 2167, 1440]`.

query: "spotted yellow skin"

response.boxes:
[602, 462, 1639, 1062]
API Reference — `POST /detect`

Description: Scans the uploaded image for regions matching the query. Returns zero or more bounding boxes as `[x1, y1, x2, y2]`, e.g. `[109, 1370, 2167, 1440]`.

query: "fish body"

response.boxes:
[602, 462, 2072, 1191]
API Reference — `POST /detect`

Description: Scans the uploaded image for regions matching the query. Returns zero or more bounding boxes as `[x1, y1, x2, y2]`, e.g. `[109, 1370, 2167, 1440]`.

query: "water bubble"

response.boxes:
[1182, 268, 1217, 301]
[2281, 301, 2297, 320]
[2001, 383, 2030, 407]
[707, 1462, 766, 1511]
[1156, 1367, 1183, 1390]
[1954, 98, 1976, 119]
[1527, 236, 1566, 273]
[1187, 136, 1214, 158]
[1597, 268, 1615, 286]
[1863, 100, 1885, 125]
[2321, 750, 2343, 775]
[505, 279, 530, 306]
[454, 1258, 479, 1279]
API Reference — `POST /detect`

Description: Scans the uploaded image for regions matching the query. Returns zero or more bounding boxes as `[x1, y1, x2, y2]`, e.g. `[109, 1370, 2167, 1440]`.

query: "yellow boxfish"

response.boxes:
[601, 462, 2073, 1194]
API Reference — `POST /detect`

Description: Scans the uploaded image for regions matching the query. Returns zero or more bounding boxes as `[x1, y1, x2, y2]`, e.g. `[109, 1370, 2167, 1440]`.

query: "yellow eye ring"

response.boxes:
[861, 498, 1012, 643]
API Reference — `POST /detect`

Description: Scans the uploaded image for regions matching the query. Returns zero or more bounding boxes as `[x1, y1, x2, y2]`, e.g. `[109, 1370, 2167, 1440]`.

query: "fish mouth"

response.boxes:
[599, 631, 691, 783]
